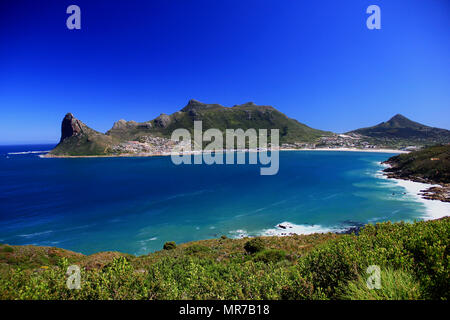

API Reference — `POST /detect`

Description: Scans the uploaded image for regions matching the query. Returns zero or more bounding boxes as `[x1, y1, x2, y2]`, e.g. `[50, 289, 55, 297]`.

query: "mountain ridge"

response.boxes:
[48, 103, 450, 156]
[49, 100, 332, 156]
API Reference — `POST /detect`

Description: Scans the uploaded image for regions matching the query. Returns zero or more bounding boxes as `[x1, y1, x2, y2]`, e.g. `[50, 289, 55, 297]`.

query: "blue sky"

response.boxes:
[0, 0, 449, 144]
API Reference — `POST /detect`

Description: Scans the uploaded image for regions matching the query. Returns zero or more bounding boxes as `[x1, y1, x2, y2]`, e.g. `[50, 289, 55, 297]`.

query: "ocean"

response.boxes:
[0, 144, 447, 255]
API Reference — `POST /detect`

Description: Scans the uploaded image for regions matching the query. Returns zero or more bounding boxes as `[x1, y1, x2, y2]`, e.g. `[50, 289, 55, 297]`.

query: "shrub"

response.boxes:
[297, 236, 360, 298]
[338, 268, 422, 300]
[254, 249, 287, 264]
[185, 244, 211, 255]
[163, 241, 176, 250]
[295, 218, 449, 299]
[280, 271, 322, 300]
[402, 219, 449, 299]
[220, 235, 228, 240]
[2, 246, 14, 253]
[244, 238, 265, 254]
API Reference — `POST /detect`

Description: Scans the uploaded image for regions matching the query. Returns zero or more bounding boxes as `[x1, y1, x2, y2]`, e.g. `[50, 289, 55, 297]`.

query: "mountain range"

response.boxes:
[49, 100, 450, 156]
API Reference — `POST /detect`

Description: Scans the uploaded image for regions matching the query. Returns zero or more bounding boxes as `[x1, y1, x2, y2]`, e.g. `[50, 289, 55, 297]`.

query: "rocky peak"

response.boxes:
[187, 99, 204, 106]
[391, 114, 407, 120]
[181, 99, 224, 113]
[112, 119, 127, 130]
[181, 99, 206, 112]
[60, 113, 85, 142]
[385, 114, 424, 129]
[111, 119, 138, 130]
[388, 114, 409, 123]
[154, 113, 172, 128]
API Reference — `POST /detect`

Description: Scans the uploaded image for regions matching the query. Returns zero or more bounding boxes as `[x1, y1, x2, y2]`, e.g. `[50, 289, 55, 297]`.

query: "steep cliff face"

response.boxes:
[60, 113, 85, 142]
[50, 113, 114, 156]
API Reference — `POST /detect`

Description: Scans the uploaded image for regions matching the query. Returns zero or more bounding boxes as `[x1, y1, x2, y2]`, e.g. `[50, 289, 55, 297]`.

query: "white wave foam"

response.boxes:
[8, 150, 50, 155]
[261, 222, 344, 237]
[18, 230, 53, 238]
[375, 163, 450, 220]
[228, 229, 249, 238]
[139, 237, 157, 244]
[390, 179, 450, 220]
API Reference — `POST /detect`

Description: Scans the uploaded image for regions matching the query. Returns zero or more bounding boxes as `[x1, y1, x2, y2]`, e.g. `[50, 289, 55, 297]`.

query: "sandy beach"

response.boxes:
[281, 148, 408, 154]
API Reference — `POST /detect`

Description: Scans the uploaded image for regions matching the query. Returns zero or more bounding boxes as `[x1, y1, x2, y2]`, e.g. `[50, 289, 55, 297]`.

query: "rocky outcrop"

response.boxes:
[180, 99, 223, 113]
[50, 113, 114, 156]
[60, 113, 85, 142]
[112, 119, 138, 130]
[185, 99, 205, 109]
[420, 185, 450, 202]
[383, 144, 450, 203]
[154, 113, 172, 128]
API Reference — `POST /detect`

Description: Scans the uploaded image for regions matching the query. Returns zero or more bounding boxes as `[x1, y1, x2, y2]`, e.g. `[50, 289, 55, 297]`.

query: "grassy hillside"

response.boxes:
[384, 144, 450, 184]
[107, 100, 331, 143]
[1, 218, 448, 300]
[49, 134, 116, 156]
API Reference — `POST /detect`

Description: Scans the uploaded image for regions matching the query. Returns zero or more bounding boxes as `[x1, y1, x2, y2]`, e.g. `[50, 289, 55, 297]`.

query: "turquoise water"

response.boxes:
[0, 145, 427, 255]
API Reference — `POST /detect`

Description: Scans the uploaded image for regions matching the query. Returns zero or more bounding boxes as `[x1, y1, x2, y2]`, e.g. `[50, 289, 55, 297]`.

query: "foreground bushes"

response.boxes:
[295, 219, 449, 299]
[339, 268, 422, 300]
[0, 218, 448, 300]
[244, 238, 265, 254]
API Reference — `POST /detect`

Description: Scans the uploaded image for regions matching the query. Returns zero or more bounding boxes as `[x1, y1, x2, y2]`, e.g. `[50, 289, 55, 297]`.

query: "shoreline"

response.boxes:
[41, 147, 408, 159]
[379, 163, 450, 220]
[391, 178, 449, 220]
[260, 165, 450, 239]
[281, 147, 408, 153]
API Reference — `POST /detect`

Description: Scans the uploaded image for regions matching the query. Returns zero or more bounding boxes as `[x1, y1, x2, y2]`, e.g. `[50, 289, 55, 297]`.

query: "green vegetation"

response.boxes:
[0, 218, 448, 300]
[49, 107, 450, 156]
[49, 100, 332, 156]
[2, 246, 14, 253]
[49, 113, 117, 156]
[107, 100, 331, 144]
[163, 241, 177, 250]
[254, 249, 287, 263]
[339, 268, 422, 300]
[384, 144, 450, 184]
[244, 238, 265, 254]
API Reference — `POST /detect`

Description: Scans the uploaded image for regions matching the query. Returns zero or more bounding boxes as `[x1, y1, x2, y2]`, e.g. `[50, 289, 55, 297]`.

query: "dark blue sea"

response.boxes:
[0, 144, 434, 255]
